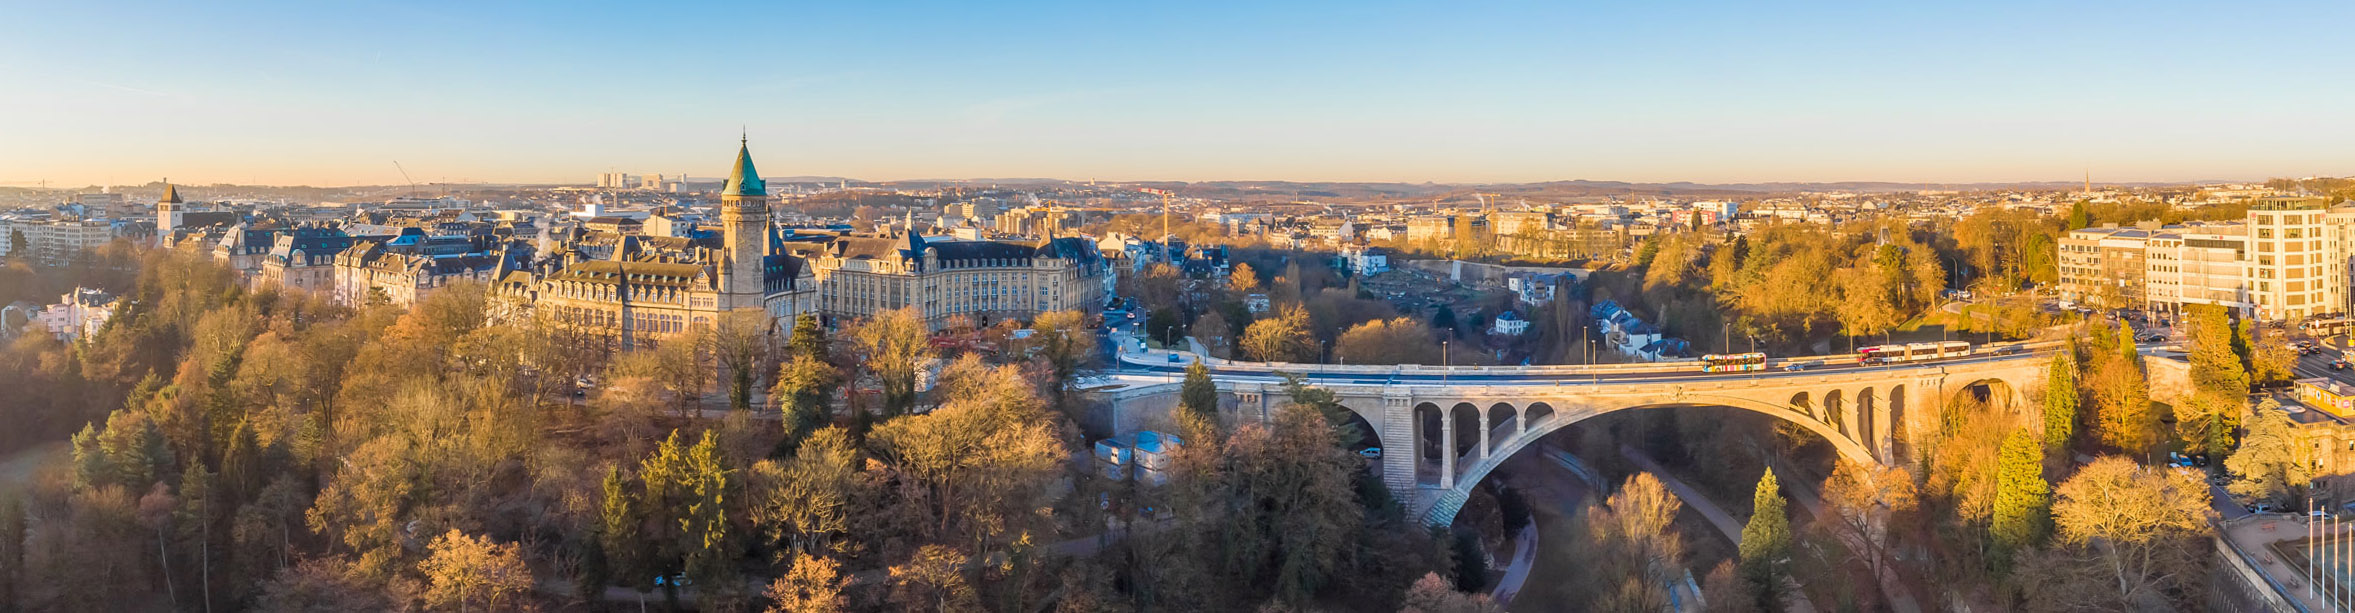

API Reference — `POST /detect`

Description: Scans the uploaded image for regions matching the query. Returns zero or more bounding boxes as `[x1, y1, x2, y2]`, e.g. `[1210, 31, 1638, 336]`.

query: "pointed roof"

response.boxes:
[723, 138, 765, 197]
[159, 181, 183, 204]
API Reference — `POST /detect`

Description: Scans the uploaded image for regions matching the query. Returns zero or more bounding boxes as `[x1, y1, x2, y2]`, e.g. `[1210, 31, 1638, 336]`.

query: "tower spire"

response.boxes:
[724, 138, 764, 197]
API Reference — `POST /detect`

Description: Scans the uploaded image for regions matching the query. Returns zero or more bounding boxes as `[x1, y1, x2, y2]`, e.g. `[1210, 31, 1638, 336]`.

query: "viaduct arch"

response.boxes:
[1211, 355, 2049, 526]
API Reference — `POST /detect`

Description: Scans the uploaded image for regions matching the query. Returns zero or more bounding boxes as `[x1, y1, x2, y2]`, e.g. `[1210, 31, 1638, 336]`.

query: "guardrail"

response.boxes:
[1118, 338, 2062, 377]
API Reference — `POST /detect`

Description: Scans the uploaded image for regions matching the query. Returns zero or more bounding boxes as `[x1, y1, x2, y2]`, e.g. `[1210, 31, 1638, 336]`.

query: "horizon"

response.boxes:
[5, 1, 2353, 186]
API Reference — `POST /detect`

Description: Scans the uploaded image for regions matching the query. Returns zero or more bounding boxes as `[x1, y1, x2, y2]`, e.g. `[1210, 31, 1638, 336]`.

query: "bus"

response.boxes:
[1858, 341, 1972, 365]
[1700, 352, 1768, 373]
[2301, 318, 2353, 337]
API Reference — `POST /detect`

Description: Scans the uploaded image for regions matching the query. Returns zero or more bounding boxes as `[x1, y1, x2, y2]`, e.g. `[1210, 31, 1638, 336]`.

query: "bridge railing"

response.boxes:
[1117, 337, 2061, 377]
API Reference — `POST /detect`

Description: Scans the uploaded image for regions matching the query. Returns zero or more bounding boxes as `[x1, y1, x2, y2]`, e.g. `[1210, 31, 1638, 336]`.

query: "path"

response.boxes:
[1488, 523, 1538, 603]
[1621, 445, 1816, 613]
[1768, 459, 1923, 613]
[0, 442, 63, 495]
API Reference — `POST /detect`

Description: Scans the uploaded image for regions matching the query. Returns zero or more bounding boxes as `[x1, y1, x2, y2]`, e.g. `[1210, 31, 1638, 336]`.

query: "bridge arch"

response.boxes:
[1423, 393, 1879, 527]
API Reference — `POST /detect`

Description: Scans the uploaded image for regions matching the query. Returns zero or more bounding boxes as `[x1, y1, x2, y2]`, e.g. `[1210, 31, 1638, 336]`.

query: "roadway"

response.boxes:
[1102, 343, 2051, 389]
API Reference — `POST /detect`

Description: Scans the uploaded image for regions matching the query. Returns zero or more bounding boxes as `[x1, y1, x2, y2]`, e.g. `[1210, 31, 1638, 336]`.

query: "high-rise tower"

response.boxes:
[718, 138, 770, 307]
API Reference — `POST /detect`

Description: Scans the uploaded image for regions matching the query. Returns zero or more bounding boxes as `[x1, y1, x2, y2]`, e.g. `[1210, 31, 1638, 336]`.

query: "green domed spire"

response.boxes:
[723, 137, 765, 197]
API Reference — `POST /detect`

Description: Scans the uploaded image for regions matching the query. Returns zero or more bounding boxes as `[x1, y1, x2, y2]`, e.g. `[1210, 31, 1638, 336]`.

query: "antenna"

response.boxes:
[394, 161, 419, 197]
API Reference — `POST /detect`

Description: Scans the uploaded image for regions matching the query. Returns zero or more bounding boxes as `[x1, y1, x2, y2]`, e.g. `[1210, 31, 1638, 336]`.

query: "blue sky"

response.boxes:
[3, 0, 2352, 186]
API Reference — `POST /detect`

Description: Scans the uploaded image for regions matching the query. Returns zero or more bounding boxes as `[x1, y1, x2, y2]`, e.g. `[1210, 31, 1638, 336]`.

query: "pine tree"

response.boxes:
[2043, 351, 2078, 451]
[1738, 468, 1791, 610]
[679, 431, 734, 593]
[1992, 430, 2051, 552]
[600, 464, 649, 594]
[788, 313, 828, 361]
[1179, 361, 1218, 426]
[2181, 305, 2248, 457]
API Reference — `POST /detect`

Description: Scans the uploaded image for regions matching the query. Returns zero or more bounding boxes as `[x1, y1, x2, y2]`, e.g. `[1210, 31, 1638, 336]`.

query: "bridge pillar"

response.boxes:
[1236, 387, 1265, 423]
[1875, 397, 1893, 463]
[1441, 408, 1456, 489]
[1479, 407, 1491, 461]
[1516, 405, 1527, 439]
[1382, 391, 1415, 496]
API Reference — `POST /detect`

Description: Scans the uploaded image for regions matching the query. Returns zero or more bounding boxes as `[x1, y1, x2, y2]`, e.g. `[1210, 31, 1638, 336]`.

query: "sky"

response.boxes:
[3, 0, 2353, 187]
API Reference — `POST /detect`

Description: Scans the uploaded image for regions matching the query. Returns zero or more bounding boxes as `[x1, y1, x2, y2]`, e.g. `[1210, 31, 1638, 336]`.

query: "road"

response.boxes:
[1102, 338, 2054, 389]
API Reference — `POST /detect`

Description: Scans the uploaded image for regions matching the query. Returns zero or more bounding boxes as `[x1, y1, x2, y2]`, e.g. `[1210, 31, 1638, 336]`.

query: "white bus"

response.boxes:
[1858, 341, 1971, 365]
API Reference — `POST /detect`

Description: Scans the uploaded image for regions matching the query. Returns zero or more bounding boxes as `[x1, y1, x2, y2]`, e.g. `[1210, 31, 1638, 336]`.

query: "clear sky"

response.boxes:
[4, 0, 2352, 187]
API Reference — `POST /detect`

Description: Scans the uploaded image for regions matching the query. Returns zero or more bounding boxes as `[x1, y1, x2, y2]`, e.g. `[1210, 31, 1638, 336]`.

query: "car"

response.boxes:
[1168, 353, 1182, 363]
[2334, 360, 2349, 371]
[1782, 363, 1806, 372]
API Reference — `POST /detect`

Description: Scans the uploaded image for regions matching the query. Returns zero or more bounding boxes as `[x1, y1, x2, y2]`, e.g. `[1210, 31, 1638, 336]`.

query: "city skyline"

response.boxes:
[6, 1, 2354, 186]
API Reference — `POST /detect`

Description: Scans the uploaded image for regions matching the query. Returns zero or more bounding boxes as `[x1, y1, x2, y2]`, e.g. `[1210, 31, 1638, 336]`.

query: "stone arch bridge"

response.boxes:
[1188, 353, 2051, 526]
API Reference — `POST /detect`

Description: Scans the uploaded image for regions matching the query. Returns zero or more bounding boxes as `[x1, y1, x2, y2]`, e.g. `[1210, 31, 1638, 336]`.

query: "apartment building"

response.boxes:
[2058, 197, 2355, 321]
[2056, 225, 2154, 308]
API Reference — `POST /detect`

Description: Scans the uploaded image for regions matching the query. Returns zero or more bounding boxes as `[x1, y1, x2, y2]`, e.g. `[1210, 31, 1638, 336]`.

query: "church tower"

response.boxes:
[156, 181, 185, 241]
[718, 138, 770, 307]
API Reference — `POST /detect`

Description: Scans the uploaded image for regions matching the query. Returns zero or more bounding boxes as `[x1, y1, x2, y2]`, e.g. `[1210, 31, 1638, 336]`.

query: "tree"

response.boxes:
[6, 230, 25, 262]
[1028, 310, 1097, 409]
[2043, 350, 2078, 451]
[715, 308, 776, 412]
[848, 306, 932, 416]
[1576, 473, 1685, 611]
[1334, 317, 1442, 365]
[765, 554, 849, 613]
[1818, 461, 1916, 593]
[1217, 401, 1364, 603]
[787, 312, 829, 361]
[600, 464, 650, 595]
[1737, 468, 1790, 611]
[642, 430, 734, 592]
[888, 545, 982, 613]
[1179, 361, 1219, 426]
[1240, 304, 1316, 363]
[750, 427, 863, 560]
[418, 529, 533, 612]
[1229, 262, 1263, 295]
[2087, 324, 2151, 453]
[1397, 571, 1502, 613]
[2226, 399, 2313, 506]
[2249, 325, 2300, 388]
[2049, 457, 2215, 609]
[771, 354, 840, 456]
[2178, 304, 2246, 457]
[1991, 430, 2051, 552]
[1193, 311, 1234, 358]
[869, 357, 1065, 545]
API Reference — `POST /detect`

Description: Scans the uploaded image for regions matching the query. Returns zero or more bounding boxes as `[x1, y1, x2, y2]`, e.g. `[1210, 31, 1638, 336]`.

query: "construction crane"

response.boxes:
[1139, 187, 1176, 261]
[393, 161, 419, 197]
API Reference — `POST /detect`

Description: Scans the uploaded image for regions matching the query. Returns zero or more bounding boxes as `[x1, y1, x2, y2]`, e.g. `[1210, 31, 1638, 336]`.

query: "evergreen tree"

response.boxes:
[2065, 201, 2091, 230]
[1737, 468, 1790, 611]
[2043, 351, 2078, 451]
[787, 313, 828, 361]
[2180, 305, 2248, 457]
[1992, 430, 2051, 552]
[1179, 361, 1219, 427]
[600, 464, 649, 595]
